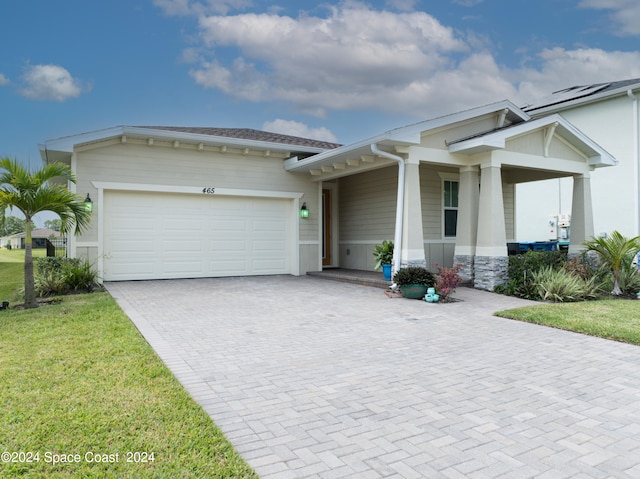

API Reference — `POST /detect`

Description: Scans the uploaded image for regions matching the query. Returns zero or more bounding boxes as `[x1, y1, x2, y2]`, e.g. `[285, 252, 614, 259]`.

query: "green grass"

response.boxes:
[0, 252, 257, 478]
[496, 299, 640, 345]
[0, 249, 45, 301]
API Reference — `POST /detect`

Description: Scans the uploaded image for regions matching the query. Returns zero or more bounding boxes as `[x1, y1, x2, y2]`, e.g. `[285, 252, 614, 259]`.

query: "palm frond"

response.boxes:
[583, 230, 640, 295]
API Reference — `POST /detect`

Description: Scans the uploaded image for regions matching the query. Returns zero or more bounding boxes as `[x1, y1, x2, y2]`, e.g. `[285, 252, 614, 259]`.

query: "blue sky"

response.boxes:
[2, 0, 640, 179]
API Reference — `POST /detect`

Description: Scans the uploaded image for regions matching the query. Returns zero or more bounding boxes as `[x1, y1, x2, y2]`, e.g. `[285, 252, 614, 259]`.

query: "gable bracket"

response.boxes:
[544, 122, 558, 158]
[496, 108, 508, 128]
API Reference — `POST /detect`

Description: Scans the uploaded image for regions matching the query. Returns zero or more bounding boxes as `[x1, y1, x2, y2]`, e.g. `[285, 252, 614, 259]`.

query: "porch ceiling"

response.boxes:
[501, 165, 577, 184]
[285, 140, 401, 181]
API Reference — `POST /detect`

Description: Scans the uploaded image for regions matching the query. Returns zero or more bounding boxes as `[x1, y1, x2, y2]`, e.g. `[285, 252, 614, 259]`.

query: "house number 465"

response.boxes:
[202, 187, 216, 194]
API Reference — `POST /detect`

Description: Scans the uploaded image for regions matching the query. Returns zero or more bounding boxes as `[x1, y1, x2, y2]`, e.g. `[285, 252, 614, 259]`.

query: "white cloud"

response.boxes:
[181, 2, 640, 121]
[0, 73, 9, 86]
[190, 3, 470, 117]
[19, 64, 86, 101]
[262, 119, 338, 143]
[579, 0, 640, 36]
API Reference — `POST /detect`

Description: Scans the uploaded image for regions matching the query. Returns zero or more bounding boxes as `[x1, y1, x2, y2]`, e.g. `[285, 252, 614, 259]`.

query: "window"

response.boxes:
[443, 179, 459, 237]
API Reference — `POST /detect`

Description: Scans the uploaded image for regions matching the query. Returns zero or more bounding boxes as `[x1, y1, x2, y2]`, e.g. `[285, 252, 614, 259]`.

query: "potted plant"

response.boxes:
[393, 266, 436, 299]
[373, 240, 394, 281]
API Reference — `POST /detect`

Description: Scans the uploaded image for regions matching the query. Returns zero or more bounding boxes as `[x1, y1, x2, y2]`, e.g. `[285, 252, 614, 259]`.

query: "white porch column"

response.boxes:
[401, 157, 426, 268]
[474, 160, 508, 290]
[454, 166, 480, 282]
[569, 172, 595, 255]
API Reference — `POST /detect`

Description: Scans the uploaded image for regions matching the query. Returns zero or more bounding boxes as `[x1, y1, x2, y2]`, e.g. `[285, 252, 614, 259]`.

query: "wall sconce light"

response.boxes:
[84, 193, 93, 212]
[300, 202, 309, 219]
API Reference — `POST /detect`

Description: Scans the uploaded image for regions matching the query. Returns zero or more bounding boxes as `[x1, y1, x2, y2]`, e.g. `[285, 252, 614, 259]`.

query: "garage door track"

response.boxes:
[106, 276, 640, 479]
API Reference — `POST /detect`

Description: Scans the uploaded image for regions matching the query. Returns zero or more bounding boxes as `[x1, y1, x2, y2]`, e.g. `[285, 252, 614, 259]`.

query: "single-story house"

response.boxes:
[39, 100, 615, 290]
[1, 228, 61, 249]
[517, 78, 640, 241]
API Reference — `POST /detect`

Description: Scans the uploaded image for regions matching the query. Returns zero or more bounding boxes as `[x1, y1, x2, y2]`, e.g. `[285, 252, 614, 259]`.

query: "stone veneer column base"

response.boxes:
[453, 255, 474, 284]
[400, 259, 427, 269]
[473, 256, 508, 291]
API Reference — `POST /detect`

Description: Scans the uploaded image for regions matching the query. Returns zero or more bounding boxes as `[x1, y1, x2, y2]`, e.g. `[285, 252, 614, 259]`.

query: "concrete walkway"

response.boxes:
[106, 276, 640, 479]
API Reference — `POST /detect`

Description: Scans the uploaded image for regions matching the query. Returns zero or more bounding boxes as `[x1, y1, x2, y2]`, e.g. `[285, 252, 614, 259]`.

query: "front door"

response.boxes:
[322, 189, 331, 266]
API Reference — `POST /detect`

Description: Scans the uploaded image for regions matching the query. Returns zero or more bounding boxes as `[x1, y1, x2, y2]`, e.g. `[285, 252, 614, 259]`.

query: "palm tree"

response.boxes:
[0, 158, 92, 308]
[583, 230, 640, 296]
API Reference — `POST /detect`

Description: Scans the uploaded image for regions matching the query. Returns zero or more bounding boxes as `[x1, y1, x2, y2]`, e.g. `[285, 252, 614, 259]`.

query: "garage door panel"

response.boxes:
[162, 239, 203, 251]
[213, 221, 248, 235]
[253, 240, 285, 252]
[210, 241, 247, 253]
[111, 218, 155, 232]
[104, 191, 292, 281]
[210, 257, 249, 272]
[105, 262, 156, 276]
[252, 259, 286, 272]
[110, 239, 156, 252]
[164, 219, 203, 233]
[162, 261, 204, 275]
[254, 221, 286, 232]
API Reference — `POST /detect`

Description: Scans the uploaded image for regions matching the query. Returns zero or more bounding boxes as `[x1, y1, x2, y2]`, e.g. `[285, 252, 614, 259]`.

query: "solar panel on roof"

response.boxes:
[525, 83, 611, 111]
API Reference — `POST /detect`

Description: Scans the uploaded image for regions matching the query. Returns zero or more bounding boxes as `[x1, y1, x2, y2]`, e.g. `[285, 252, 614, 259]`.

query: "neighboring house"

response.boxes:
[39, 101, 614, 290]
[518, 78, 640, 241]
[1, 228, 61, 249]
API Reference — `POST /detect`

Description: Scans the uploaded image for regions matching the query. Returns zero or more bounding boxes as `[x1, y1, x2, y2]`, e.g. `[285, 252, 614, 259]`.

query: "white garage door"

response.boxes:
[104, 191, 292, 281]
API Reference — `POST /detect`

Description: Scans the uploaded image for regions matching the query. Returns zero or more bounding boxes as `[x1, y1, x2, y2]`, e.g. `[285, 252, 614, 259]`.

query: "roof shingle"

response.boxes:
[136, 126, 342, 150]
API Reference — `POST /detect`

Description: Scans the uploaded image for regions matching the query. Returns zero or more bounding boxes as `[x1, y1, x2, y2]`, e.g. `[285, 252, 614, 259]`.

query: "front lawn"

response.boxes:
[0, 249, 45, 301]
[0, 253, 257, 478]
[496, 299, 640, 345]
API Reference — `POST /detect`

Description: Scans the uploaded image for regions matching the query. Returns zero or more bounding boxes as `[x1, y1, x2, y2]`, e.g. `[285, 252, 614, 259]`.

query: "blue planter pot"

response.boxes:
[382, 263, 392, 281]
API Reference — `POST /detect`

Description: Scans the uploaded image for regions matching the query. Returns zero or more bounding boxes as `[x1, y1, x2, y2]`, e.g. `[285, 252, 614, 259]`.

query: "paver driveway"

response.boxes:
[106, 276, 640, 478]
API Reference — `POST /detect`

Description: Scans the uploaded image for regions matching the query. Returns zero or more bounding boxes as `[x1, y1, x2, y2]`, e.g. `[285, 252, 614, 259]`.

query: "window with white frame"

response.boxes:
[443, 179, 459, 237]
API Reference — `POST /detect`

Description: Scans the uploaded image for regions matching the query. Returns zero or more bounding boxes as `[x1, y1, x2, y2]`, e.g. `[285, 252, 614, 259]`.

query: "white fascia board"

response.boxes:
[447, 137, 506, 153]
[121, 127, 326, 154]
[40, 126, 127, 154]
[40, 125, 328, 156]
[284, 132, 397, 171]
[285, 100, 530, 172]
[450, 114, 616, 166]
[383, 99, 528, 139]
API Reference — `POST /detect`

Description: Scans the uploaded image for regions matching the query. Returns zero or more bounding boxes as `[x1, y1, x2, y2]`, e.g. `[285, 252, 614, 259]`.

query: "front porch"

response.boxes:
[307, 268, 390, 289]
[288, 102, 615, 291]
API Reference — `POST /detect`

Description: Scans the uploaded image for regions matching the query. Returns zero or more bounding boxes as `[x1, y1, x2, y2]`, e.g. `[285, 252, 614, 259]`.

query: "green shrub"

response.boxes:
[583, 230, 640, 295]
[32, 257, 99, 297]
[562, 254, 597, 280]
[392, 266, 436, 287]
[531, 266, 601, 302]
[373, 240, 394, 270]
[601, 266, 640, 297]
[36, 256, 74, 276]
[64, 259, 99, 291]
[34, 269, 69, 297]
[504, 250, 567, 299]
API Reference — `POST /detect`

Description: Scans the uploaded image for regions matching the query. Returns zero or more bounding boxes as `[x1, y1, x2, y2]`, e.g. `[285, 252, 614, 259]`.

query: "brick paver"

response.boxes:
[106, 276, 640, 478]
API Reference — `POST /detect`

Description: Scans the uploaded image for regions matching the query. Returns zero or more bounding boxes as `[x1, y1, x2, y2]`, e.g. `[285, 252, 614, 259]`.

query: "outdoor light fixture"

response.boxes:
[84, 193, 93, 212]
[300, 202, 309, 219]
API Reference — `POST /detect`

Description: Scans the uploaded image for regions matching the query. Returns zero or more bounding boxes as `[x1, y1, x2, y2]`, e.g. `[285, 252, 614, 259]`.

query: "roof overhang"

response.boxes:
[284, 100, 529, 177]
[39, 126, 330, 162]
[448, 114, 617, 167]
